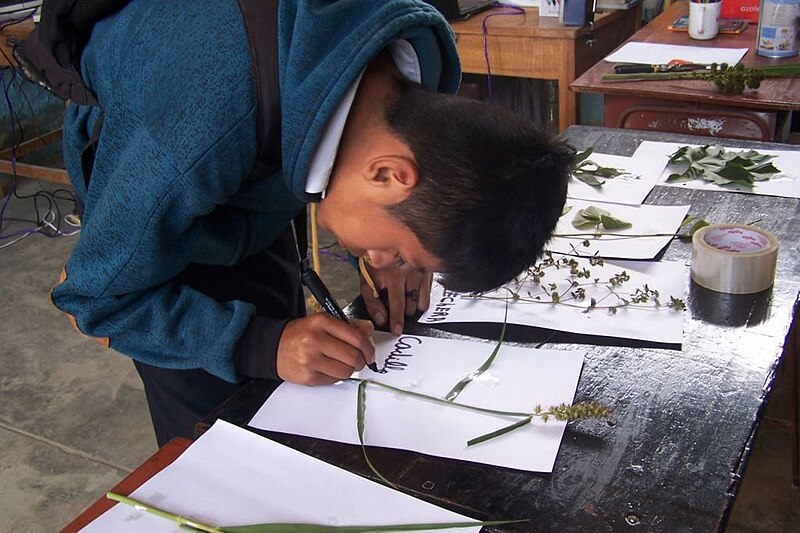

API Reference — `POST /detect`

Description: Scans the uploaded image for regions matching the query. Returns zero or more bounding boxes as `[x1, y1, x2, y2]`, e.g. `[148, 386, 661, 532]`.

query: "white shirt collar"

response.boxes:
[304, 40, 422, 197]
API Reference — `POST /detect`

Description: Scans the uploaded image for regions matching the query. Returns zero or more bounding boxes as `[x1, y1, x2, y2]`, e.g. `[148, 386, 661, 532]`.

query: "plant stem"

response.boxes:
[443, 300, 509, 401]
[106, 492, 222, 532]
[554, 232, 678, 239]
[348, 378, 531, 418]
[356, 380, 396, 488]
[108, 490, 527, 532]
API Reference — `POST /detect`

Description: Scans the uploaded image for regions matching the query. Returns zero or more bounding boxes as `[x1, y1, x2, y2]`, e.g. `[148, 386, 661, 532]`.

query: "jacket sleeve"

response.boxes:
[52, 104, 288, 383]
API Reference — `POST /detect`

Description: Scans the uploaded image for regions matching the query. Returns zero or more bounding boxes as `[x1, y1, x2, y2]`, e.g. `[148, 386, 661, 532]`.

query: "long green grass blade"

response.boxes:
[444, 302, 509, 402]
[109, 490, 528, 532]
[222, 519, 528, 532]
[467, 416, 533, 447]
[357, 380, 396, 488]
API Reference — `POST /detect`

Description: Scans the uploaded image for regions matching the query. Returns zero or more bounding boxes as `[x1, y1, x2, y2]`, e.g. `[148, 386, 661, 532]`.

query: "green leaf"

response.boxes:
[574, 147, 593, 164]
[749, 162, 780, 177]
[467, 416, 533, 447]
[356, 381, 396, 488]
[594, 166, 625, 178]
[444, 301, 508, 401]
[689, 220, 709, 237]
[571, 205, 606, 229]
[573, 170, 605, 186]
[599, 214, 633, 230]
[561, 204, 573, 216]
[716, 164, 756, 186]
[668, 146, 688, 163]
[572, 206, 631, 231]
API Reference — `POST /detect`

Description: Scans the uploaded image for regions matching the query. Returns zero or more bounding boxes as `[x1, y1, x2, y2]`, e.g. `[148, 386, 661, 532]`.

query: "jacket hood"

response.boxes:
[278, 0, 461, 202]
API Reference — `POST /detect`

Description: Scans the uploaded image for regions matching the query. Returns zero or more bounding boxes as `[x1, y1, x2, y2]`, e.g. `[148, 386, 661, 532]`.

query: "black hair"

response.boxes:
[385, 79, 574, 293]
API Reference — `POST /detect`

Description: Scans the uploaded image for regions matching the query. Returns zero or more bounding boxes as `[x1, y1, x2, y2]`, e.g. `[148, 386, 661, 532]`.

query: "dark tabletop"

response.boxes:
[201, 126, 800, 532]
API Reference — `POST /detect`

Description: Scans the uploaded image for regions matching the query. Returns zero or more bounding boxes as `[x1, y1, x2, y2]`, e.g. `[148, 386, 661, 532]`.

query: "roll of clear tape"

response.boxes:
[691, 224, 779, 294]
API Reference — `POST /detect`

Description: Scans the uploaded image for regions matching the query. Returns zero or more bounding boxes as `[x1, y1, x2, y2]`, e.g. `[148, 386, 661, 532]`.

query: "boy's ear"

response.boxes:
[367, 155, 419, 192]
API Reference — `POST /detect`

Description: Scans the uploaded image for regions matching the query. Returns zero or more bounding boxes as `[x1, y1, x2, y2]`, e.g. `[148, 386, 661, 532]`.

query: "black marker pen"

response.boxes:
[301, 259, 379, 373]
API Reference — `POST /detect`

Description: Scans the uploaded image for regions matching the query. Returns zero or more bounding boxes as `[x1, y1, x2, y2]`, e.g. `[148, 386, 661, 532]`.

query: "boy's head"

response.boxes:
[385, 80, 573, 291]
[319, 78, 573, 293]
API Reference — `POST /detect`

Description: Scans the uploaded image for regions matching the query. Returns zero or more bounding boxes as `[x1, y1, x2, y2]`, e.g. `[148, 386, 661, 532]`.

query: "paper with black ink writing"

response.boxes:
[250, 333, 585, 473]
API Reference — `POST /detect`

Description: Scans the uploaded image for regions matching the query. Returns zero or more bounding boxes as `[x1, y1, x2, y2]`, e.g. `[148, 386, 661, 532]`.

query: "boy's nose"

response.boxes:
[365, 250, 396, 269]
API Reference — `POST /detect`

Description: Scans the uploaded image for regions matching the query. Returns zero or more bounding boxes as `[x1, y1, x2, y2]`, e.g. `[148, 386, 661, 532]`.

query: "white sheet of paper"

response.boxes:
[250, 333, 585, 473]
[420, 259, 685, 344]
[633, 141, 800, 198]
[568, 152, 663, 205]
[82, 420, 479, 532]
[604, 42, 748, 66]
[550, 199, 690, 259]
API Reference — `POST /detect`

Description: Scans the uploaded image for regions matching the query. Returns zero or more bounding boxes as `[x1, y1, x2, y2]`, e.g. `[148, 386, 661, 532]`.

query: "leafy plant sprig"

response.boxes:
[555, 214, 710, 244]
[667, 145, 781, 187]
[703, 63, 765, 93]
[601, 62, 800, 94]
[572, 148, 633, 186]
[475, 251, 686, 314]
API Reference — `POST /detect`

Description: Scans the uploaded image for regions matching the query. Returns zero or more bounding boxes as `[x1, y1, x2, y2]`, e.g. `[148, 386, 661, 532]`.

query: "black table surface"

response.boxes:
[201, 126, 800, 532]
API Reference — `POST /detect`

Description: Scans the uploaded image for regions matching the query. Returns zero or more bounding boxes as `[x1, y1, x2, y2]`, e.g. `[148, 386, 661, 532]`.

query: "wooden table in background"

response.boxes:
[571, 1, 800, 141]
[450, 5, 641, 132]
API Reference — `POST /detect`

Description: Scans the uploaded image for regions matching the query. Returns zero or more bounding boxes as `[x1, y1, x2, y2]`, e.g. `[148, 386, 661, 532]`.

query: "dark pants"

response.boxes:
[134, 360, 244, 447]
[135, 219, 306, 447]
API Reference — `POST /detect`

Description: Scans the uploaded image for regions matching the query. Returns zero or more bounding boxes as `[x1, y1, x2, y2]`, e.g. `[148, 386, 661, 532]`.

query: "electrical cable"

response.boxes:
[0, 12, 81, 247]
[482, 4, 525, 98]
[0, 229, 31, 248]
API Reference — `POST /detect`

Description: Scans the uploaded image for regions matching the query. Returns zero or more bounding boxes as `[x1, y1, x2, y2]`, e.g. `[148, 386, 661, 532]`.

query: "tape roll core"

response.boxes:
[691, 224, 778, 294]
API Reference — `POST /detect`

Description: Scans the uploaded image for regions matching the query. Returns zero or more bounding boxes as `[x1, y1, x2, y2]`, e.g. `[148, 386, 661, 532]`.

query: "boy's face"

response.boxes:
[317, 201, 442, 274]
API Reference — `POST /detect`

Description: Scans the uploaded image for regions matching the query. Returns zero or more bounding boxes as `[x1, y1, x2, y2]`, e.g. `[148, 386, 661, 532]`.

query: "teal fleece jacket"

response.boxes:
[52, 0, 460, 382]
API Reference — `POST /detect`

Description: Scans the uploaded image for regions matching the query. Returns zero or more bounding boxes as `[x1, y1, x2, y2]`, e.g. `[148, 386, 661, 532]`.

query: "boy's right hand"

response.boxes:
[276, 313, 375, 385]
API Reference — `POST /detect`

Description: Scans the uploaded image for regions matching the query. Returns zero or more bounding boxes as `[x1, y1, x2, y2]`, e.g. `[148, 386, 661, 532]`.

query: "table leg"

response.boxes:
[543, 80, 559, 134]
[557, 77, 576, 133]
[792, 314, 799, 486]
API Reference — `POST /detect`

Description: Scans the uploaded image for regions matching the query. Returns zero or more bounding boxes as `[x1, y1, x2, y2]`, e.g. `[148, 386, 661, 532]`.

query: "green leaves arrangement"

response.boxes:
[667, 145, 780, 187]
[572, 148, 632, 186]
[107, 491, 519, 532]
[571, 205, 632, 231]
